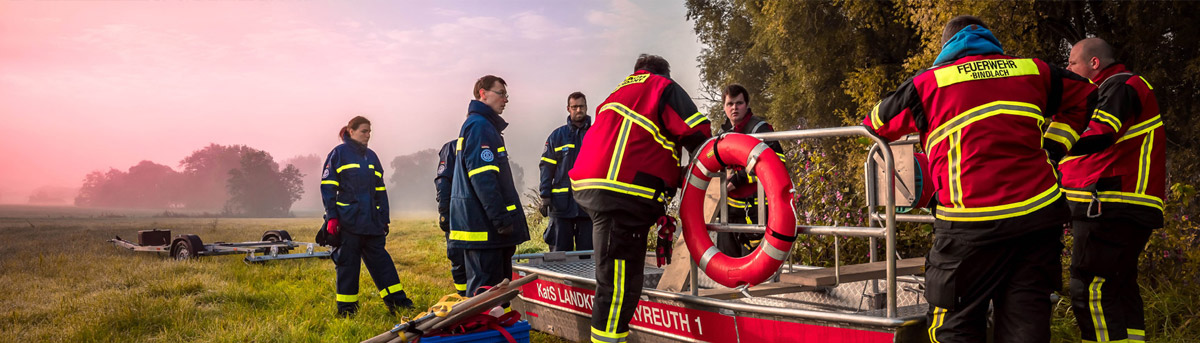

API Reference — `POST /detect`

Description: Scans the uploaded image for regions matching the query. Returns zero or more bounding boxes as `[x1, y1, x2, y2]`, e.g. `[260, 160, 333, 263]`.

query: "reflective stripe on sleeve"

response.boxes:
[506, 205, 517, 211]
[375, 186, 386, 191]
[321, 180, 339, 186]
[1092, 109, 1122, 132]
[552, 187, 569, 193]
[468, 165, 500, 177]
[1045, 121, 1080, 150]
[684, 112, 707, 128]
[555, 144, 576, 152]
[541, 157, 558, 164]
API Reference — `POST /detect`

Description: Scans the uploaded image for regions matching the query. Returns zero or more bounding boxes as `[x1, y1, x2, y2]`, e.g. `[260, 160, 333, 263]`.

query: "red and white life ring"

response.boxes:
[679, 133, 797, 288]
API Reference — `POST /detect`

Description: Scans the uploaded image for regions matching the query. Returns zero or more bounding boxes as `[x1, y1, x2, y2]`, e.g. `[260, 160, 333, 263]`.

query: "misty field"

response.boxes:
[0, 205, 565, 343]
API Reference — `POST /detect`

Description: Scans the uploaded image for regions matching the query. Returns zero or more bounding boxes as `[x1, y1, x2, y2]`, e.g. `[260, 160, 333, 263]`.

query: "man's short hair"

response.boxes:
[567, 91, 586, 104]
[1076, 37, 1116, 68]
[941, 15, 989, 47]
[634, 54, 671, 77]
[473, 75, 507, 100]
[722, 84, 750, 105]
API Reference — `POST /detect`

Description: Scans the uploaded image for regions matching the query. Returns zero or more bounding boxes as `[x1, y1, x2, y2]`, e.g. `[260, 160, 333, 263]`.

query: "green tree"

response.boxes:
[224, 149, 304, 217]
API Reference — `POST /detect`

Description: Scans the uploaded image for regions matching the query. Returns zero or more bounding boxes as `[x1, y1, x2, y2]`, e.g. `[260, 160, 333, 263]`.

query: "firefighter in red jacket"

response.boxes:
[570, 54, 711, 343]
[864, 16, 1096, 342]
[1061, 37, 1163, 343]
[715, 83, 785, 257]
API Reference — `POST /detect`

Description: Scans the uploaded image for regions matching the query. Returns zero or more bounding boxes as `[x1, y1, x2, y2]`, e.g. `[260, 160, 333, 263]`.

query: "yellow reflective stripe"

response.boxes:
[456, 137, 464, 151]
[572, 178, 659, 201]
[378, 283, 404, 298]
[375, 186, 386, 191]
[506, 205, 516, 211]
[1127, 328, 1146, 342]
[591, 326, 628, 342]
[600, 103, 678, 160]
[552, 187, 569, 193]
[1063, 188, 1164, 210]
[1045, 121, 1080, 150]
[870, 102, 884, 128]
[1063, 188, 1092, 203]
[606, 259, 626, 334]
[336, 202, 349, 206]
[541, 157, 558, 165]
[684, 112, 707, 128]
[727, 198, 749, 208]
[927, 101, 1044, 151]
[554, 144, 576, 152]
[948, 132, 965, 208]
[497, 146, 506, 153]
[1116, 115, 1162, 144]
[337, 163, 361, 173]
[468, 165, 500, 177]
[449, 230, 488, 241]
[375, 171, 382, 178]
[776, 152, 787, 161]
[1139, 76, 1153, 90]
[1136, 131, 1153, 193]
[368, 164, 375, 169]
[936, 185, 1062, 221]
[1089, 277, 1110, 341]
[336, 294, 358, 302]
[1093, 109, 1122, 132]
[928, 306, 947, 343]
[321, 180, 339, 186]
[607, 120, 633, 179]
[454, 283, 467, 291]
[934, 58, 1040, 88]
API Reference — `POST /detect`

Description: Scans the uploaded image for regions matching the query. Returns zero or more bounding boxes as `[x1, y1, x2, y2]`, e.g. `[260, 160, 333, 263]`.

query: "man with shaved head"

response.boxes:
[864, 15, 1097, 342]
[1062, 37, 1164, 343]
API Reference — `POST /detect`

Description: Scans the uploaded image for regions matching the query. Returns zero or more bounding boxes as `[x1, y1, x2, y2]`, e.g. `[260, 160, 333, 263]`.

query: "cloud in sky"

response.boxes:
[0, 0, 706, 204]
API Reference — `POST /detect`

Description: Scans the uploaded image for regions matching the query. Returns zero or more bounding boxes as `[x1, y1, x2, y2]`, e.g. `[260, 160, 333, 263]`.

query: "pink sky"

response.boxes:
[0, 0, 706, 204]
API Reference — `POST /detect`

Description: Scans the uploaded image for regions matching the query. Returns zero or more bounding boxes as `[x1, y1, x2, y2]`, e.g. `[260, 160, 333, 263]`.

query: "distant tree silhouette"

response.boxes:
[224, 149, 305, 217]
[283, 154, 323, 211]
[388, 148, 439, 212]
[179, 144, 255, 209]
[75, 161, 180, 207]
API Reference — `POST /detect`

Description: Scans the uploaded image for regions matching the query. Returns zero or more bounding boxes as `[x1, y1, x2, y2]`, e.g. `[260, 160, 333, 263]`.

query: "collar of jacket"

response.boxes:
[720, 110, 755, 133]
[468, 100, 509, 132]
[635, 69, 670, 80]
[341, 134, 368, 155]
[933, 25, 1004, 66]
[1092, 63, 1130, 84]
[566, 114, 592, 130]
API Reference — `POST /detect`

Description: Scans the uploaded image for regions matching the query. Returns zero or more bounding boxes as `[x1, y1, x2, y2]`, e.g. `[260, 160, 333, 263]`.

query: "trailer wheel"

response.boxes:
[171, 235, 203, 260]
[262, 230, 293, 254]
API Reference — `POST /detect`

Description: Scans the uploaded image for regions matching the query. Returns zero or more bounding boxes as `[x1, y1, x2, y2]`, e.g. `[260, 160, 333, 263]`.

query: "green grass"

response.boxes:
[0, 205, 565, 342]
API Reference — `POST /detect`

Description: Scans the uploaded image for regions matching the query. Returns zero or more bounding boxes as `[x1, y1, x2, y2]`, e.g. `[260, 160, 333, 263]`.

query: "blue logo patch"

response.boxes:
[481, 149, 494, 162]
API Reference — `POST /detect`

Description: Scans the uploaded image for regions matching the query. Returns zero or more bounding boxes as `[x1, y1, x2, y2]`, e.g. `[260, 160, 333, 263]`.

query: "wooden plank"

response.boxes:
[698, 282, 816, 300]
[779, 257, 925, 287]
[654, 235, 693, 292]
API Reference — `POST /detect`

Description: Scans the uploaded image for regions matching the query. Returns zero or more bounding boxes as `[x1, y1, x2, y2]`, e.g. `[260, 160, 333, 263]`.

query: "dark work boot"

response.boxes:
[336, 302, 358, 318]
[384, 291, 415, 314]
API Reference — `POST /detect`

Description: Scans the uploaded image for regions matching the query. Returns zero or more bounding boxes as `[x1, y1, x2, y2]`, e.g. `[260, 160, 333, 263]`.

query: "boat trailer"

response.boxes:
[108, 229, 332, 263]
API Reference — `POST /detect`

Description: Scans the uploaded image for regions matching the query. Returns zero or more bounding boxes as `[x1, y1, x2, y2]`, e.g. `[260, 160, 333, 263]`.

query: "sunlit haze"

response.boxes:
[0, 0, 704, 205]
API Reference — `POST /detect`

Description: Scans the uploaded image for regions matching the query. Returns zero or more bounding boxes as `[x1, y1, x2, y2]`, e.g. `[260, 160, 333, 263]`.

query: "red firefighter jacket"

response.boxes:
[569, 70, 712, 203]
[865, 54, 1097, 244]
[1059, 64, 1165, 228]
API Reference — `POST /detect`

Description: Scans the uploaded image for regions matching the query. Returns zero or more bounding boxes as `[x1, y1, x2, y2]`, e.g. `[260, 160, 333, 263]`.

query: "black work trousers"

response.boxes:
[549, 216, 594, 253]
[464, 246, 516, 296]
[444, 232, 468, 296]
[1070, 218, 1154, 343]
[925, 226, 1063, 343]
[576, 189, 664, 343]
[333, 232, 406, 313]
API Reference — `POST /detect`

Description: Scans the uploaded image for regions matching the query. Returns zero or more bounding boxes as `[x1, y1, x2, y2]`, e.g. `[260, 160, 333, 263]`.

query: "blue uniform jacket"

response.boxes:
[538, 115, 591, 218]
[435, 139, 456, 232]
[321, 136, 390, 235]
[449, 100, 530, 249]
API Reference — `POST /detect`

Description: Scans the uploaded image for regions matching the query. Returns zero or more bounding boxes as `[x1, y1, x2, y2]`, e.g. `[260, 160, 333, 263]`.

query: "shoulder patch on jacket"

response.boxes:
[481, 149, 494, 162]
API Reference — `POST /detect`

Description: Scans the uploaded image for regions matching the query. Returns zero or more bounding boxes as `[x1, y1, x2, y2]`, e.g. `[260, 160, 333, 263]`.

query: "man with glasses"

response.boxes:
[449, 75, 530, 300]
[538, 92, 593, 253]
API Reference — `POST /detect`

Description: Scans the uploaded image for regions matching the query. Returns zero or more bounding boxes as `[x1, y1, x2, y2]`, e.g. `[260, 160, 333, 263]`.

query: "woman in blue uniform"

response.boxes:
[320, 115, 412, 317]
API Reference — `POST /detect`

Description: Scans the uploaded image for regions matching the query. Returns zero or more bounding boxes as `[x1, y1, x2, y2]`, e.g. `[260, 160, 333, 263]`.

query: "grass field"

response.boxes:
[0, 205, 566, 343]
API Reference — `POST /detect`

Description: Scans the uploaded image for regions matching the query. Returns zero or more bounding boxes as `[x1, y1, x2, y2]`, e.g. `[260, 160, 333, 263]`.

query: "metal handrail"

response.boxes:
[692, 126, 902, 317]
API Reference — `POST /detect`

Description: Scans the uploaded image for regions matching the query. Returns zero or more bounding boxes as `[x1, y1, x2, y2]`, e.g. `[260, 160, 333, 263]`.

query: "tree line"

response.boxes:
[75, 144, 304, 217]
